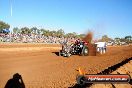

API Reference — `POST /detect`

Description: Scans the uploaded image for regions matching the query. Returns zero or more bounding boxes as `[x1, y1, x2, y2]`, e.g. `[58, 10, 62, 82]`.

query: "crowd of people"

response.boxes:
[0, 33, 76, 44]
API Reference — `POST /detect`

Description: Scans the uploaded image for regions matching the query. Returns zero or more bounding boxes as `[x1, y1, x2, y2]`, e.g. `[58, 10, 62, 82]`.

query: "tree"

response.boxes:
[41, 29, 50, 36]
[56, 29, 65, 37]
[30, 27, 38, 34]
[72, 32, 77, 37]
[125, 36, 132, 44]
[21, 27, 31, 34]
[77, 34, 86, 39]
[0, 21, 10, 33]
[99, 35, 113, 42]
[65, 33, 75, 38]
[120, 38, 126, 42]
[40, 28, 45, 34]
[125, 36, 131, 41]
[50, 30, 57, 36]
[13, 27, 20, 33]
[37, 29, 41, 34]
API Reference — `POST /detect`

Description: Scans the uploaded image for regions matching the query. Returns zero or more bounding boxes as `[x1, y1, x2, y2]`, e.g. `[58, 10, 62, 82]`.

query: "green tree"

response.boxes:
[56, 29, 65, 37]
[41, 29, 50, 36]
[77, 34, 86, 39]
[37, 29, 41, 34]
[21, 27, 31, 34]
[0, 21, 10, 33]
[30, 27, 38, 34]
[125, 36, 131, 41]
[13, 27, 20, 33]
[125, 36, 132, 44]
[120, 38, 126, 42]
[40, 28, 45, 34]
[72, 32, 77, 37]
[99, 35, 113, 42]
[50, 30, 57, 36]
[65, 33, 75, 37]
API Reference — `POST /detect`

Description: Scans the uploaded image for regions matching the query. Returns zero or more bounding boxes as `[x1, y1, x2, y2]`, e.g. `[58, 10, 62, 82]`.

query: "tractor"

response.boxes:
[59, 39, 89, 57]
[59, 32, 97, 57]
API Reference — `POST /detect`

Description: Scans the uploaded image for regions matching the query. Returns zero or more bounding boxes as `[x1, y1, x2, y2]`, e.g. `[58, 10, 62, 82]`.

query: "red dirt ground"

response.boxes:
[0, 43, 132, 88]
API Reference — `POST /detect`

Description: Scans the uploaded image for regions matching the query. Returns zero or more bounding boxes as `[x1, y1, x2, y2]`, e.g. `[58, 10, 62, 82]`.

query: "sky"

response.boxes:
[0, 0, 132, 39]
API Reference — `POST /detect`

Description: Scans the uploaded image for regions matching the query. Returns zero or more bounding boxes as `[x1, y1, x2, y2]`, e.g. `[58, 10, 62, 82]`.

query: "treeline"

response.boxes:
[99, 35, 132, 44]
[0, 20, 132, 43]
[0, 21, 85, 38]
[13, 27, 86, 38]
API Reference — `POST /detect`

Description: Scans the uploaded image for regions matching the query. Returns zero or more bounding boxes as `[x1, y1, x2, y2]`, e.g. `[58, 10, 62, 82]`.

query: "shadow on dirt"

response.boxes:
[52, 52, 60, 56]
[4, 73, 25, 88]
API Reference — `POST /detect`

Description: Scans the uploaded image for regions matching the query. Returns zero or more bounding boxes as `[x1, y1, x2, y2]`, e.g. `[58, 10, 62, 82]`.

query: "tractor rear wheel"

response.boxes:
[81, 46, 89, 56]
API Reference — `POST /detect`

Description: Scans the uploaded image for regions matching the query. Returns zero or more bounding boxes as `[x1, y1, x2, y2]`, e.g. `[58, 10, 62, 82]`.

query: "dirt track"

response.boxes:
[0, 43, 132, 88]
